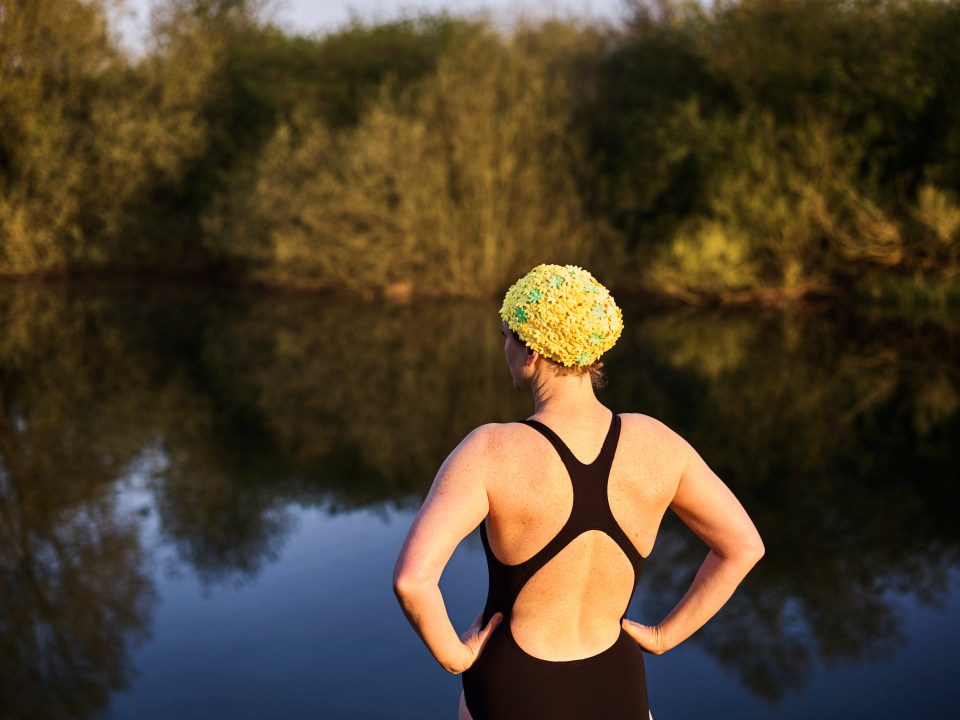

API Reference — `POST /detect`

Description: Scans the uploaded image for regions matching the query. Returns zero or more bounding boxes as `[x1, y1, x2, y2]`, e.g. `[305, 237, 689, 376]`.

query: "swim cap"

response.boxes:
[500, 264, 623, 367]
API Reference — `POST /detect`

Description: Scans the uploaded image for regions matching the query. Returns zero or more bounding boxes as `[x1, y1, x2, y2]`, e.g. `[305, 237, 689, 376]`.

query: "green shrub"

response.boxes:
[203, 24, 606, 295]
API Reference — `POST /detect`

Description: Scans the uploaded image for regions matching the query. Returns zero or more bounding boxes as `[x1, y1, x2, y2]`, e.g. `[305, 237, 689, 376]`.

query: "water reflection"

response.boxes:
[0, 284, 958, 715]
[616, 309, 960, 701]
[0, 288, 156, 718]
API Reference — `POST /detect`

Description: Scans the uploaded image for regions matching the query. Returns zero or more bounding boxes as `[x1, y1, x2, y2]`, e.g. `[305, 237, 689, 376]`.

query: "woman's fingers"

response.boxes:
[462, 612, 502, 639]
[461, 612, 484, 641]
[478, 612, 503, 642]
[458, 612, 504, 670]
[472, 612, 503, 660]
[621, 617, 641, 643]
[622, 618, 666, 655]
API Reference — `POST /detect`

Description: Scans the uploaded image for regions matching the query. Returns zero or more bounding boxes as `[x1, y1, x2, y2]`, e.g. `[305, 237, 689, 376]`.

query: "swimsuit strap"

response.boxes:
[478, 414, 646, 626]
[510, 414, 644, 602]
[521, 413, 620, 473]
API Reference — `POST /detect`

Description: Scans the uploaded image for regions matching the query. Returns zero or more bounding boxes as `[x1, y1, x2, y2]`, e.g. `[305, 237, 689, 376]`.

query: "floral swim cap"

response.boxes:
[500, 264, 623, 367]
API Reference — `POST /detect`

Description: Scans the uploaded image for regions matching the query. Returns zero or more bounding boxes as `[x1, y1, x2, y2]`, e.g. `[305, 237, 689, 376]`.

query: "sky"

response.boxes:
[117, 0, 632, 47]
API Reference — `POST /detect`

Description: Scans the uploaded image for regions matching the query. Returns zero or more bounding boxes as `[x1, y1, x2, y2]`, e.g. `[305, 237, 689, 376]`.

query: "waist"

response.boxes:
[506, 614, 627, 662]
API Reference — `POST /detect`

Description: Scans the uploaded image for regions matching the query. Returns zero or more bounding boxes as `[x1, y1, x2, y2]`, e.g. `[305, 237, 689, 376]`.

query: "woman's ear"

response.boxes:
[525, 348, 539, 366]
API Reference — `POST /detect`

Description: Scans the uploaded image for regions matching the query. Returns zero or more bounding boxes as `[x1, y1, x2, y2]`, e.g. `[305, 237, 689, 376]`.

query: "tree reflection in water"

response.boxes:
[615, 309, 960, 701]
[0, 284, 957, 714]
[0, 288, 156, 719]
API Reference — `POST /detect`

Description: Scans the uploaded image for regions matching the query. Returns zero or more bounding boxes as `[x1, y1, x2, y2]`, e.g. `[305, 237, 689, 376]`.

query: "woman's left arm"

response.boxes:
[393, 424, 504, 674]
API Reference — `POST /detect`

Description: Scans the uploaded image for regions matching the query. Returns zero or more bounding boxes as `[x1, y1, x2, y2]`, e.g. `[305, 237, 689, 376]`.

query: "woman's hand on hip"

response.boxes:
[453, 612, 504, 673]
[622, 618, 667, 655]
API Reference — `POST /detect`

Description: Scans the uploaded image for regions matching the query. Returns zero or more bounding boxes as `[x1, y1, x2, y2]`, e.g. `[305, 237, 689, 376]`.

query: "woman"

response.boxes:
[394, 264, 764, 719]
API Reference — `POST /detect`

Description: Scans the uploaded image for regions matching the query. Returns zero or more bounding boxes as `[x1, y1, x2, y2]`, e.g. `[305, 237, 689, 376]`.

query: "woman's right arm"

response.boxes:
[393, 424, 503, 673]
[622, 434, 764, 654]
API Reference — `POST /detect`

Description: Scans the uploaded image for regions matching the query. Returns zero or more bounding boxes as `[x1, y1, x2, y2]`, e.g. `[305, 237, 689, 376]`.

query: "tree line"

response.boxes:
[1, 0, 959, 306]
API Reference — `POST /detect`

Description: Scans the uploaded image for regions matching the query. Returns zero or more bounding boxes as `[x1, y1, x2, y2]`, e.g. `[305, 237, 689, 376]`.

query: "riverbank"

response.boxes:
[3, 267, 957, 324]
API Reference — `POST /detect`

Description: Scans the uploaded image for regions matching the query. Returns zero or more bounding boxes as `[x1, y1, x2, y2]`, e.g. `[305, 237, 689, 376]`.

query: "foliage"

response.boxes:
[1, 1, 960, 303]
[0, 0, 216, 272]
[203, 23, 605, 295]
[595, 0, 960, 299]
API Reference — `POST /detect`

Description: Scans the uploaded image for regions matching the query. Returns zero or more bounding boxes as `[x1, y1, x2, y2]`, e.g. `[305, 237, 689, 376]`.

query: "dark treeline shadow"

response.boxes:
[0, 284, 958, 712]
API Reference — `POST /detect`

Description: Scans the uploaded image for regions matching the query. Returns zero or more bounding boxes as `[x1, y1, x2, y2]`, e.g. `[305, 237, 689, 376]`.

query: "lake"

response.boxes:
[1, 282, 958, 719]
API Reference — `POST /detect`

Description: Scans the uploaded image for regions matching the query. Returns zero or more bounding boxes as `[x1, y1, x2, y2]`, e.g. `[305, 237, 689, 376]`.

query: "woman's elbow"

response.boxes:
[392, 574, 407, 601]
[441, 658, 468, 675]
[742, 531, 765, 567]
[392, 568, 416, 601]
[392, 566, 432, 603]
[720, 529, 764, 569]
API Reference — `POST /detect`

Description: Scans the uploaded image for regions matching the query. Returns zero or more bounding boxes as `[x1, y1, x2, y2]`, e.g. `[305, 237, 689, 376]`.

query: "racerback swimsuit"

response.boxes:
[462, 413, 649, 720]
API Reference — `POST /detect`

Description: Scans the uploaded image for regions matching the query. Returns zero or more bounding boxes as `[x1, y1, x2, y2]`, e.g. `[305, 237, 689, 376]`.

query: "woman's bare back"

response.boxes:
[481, 411, 682, 661]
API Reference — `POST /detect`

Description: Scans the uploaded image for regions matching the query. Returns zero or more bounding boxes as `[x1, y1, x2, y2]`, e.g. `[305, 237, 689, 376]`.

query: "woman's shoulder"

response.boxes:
[452, 422, 534, 461]
[461, 420, 529, 440]
[617, 413, 691, 459]
[618, 412, 677, 438]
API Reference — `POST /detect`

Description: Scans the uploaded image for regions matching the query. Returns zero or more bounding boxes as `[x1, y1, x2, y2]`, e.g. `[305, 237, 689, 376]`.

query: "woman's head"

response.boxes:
[499, 264, 622, 385]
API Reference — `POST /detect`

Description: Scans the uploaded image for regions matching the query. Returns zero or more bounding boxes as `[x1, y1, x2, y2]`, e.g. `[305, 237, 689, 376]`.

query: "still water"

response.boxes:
[1, 283, 958, 719]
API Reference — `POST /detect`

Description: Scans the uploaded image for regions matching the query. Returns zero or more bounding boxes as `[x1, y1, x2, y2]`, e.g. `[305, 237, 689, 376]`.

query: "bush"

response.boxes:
[203, 24, 607, 295]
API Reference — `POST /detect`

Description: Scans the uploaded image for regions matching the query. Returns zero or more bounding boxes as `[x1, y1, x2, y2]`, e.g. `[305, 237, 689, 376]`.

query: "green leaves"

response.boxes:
[2, 1, 958, 301]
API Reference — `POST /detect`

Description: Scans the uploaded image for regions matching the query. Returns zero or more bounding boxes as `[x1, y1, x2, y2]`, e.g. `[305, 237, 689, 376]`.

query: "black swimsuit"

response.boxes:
[462, 414, 649, 720]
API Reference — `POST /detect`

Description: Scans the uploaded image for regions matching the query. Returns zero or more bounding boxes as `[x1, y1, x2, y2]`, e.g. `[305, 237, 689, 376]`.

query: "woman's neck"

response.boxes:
[530, 368, 603, 417]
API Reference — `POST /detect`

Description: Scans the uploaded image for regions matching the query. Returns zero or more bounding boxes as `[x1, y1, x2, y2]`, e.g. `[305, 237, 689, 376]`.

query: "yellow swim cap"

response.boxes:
[500, 264, 623, 367]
